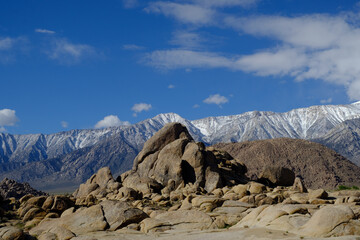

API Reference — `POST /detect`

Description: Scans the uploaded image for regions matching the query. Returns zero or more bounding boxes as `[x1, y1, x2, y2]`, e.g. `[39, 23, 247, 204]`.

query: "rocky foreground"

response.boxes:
[1, 123, 360, 240]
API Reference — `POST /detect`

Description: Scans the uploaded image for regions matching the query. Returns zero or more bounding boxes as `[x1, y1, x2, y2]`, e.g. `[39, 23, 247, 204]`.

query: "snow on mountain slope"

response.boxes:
[0, 127, 128, 166]
[191, 103, 360, 144]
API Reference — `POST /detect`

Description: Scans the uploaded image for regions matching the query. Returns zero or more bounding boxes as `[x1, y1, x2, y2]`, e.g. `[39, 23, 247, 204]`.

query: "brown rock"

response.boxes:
[299, 205, 355, 237]
[23, 207, 45, 222]
[0, 226, 25, 240]
[121, 123, 248, 195]
[100, 200, 148, 230]
[31, 205, 108, 236]
[291, 177, 307, 193]
[248, 182, 266, 194]
[140, 210, 214, 233]
[258, 166, 295, 186]
[42, 196, 54, 210]
[133, 123, 193, 168]
[25, 196, 46, 208]
[73, 167, 119, 198]
[308, 189, 328, 200]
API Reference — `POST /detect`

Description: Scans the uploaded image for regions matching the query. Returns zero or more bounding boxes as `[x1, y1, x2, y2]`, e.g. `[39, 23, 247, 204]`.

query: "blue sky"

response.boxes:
[1, 0, 360, 134]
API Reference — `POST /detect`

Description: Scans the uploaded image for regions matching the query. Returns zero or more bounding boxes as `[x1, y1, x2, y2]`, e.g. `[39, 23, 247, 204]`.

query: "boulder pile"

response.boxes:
[1, 123, 360, 239]
[0, 178, 47, 199]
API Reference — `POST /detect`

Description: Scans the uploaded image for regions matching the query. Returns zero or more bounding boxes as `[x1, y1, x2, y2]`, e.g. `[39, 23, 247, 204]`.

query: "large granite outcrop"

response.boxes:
[121, 123, 248, 194]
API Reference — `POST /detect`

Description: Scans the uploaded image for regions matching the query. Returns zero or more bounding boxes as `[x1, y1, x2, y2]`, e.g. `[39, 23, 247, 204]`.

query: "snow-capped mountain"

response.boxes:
[0, 127, 126, 165]
[192, 102, 360, 143]
[1, 102, 360, 191]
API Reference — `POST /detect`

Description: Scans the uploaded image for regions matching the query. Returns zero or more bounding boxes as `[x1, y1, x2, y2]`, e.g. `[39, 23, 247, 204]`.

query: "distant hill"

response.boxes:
[214, 138, 360, 189]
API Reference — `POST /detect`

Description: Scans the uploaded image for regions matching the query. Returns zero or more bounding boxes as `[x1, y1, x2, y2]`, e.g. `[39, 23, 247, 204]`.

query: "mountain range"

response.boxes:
[2, 102, 360, 192]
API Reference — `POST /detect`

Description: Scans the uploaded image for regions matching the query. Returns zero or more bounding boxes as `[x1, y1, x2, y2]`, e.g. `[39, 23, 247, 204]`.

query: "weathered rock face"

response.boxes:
[121, 123, 248, 194]
[258, 166, 295, 186]
[100, 200, 148, 231]
[0, 178, 47, 199]
[30, 200, 148, 239]
[73, 167, 121, 199]
[0, 226, 25, 240]
[17, 194, 75, 223]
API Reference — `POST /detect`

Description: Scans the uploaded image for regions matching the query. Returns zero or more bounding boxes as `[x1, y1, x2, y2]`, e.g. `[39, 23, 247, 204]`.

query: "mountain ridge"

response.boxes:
[2, 103, 360, 191]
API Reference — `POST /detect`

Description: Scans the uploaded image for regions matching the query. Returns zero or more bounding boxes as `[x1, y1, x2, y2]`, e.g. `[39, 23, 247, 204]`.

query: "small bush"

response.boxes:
[337, 185, 360, 191]
[338, 185, 351, 190]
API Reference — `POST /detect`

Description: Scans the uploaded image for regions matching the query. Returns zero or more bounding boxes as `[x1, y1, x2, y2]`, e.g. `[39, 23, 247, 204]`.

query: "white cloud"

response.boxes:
[320, 98, 333, 104]
[168, 84, 175, 89]
[145, 0, 259, 26]
[193, 104, 200, 108]
[203, 94, 229, 106]
[144, 10, 360, 100]
[0, 36, 28, 63]
[0, 37, 14, 50]
[0, 109, 19, 131]
[224, 14, 360, 100]
[170, 31, 204, 49]
[235, 48, 308, 76]
[123, 44, 145, 50]
[131, 103, 152, 116]
[0, 127, 5, 132]
[35, 28, 56, 34]
[146, 2, 215, 25]
[47, 38, 96, 64]
[123, 0, 139, 8]
[145, 49, 234, 70]
[95, 115, 131, 129]
[61, 121, 68, 128]
[225, 15, 350, 50]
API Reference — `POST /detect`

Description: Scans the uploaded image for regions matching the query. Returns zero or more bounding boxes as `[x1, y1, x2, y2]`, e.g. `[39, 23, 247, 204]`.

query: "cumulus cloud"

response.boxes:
[131, 103, 152, 116]
[203, 94, 229, 106]
[193, 104, 200, 108]
[168, 84, 175, 89]
[35, 28, 56, 34]
[61, 121, 68, 128]
[224, 14, 360, 100]
[95, 115, 131, 129]
[0, 109, 19, 131]
[123, 44, 145, 50]
[47, 38, 96, 64]
[143, 8, 360, 100]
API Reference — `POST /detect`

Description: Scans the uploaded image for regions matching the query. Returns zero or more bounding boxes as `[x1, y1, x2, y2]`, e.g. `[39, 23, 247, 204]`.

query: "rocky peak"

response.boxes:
[133, 122, 193, 169]
[121, 123, 248, 194]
